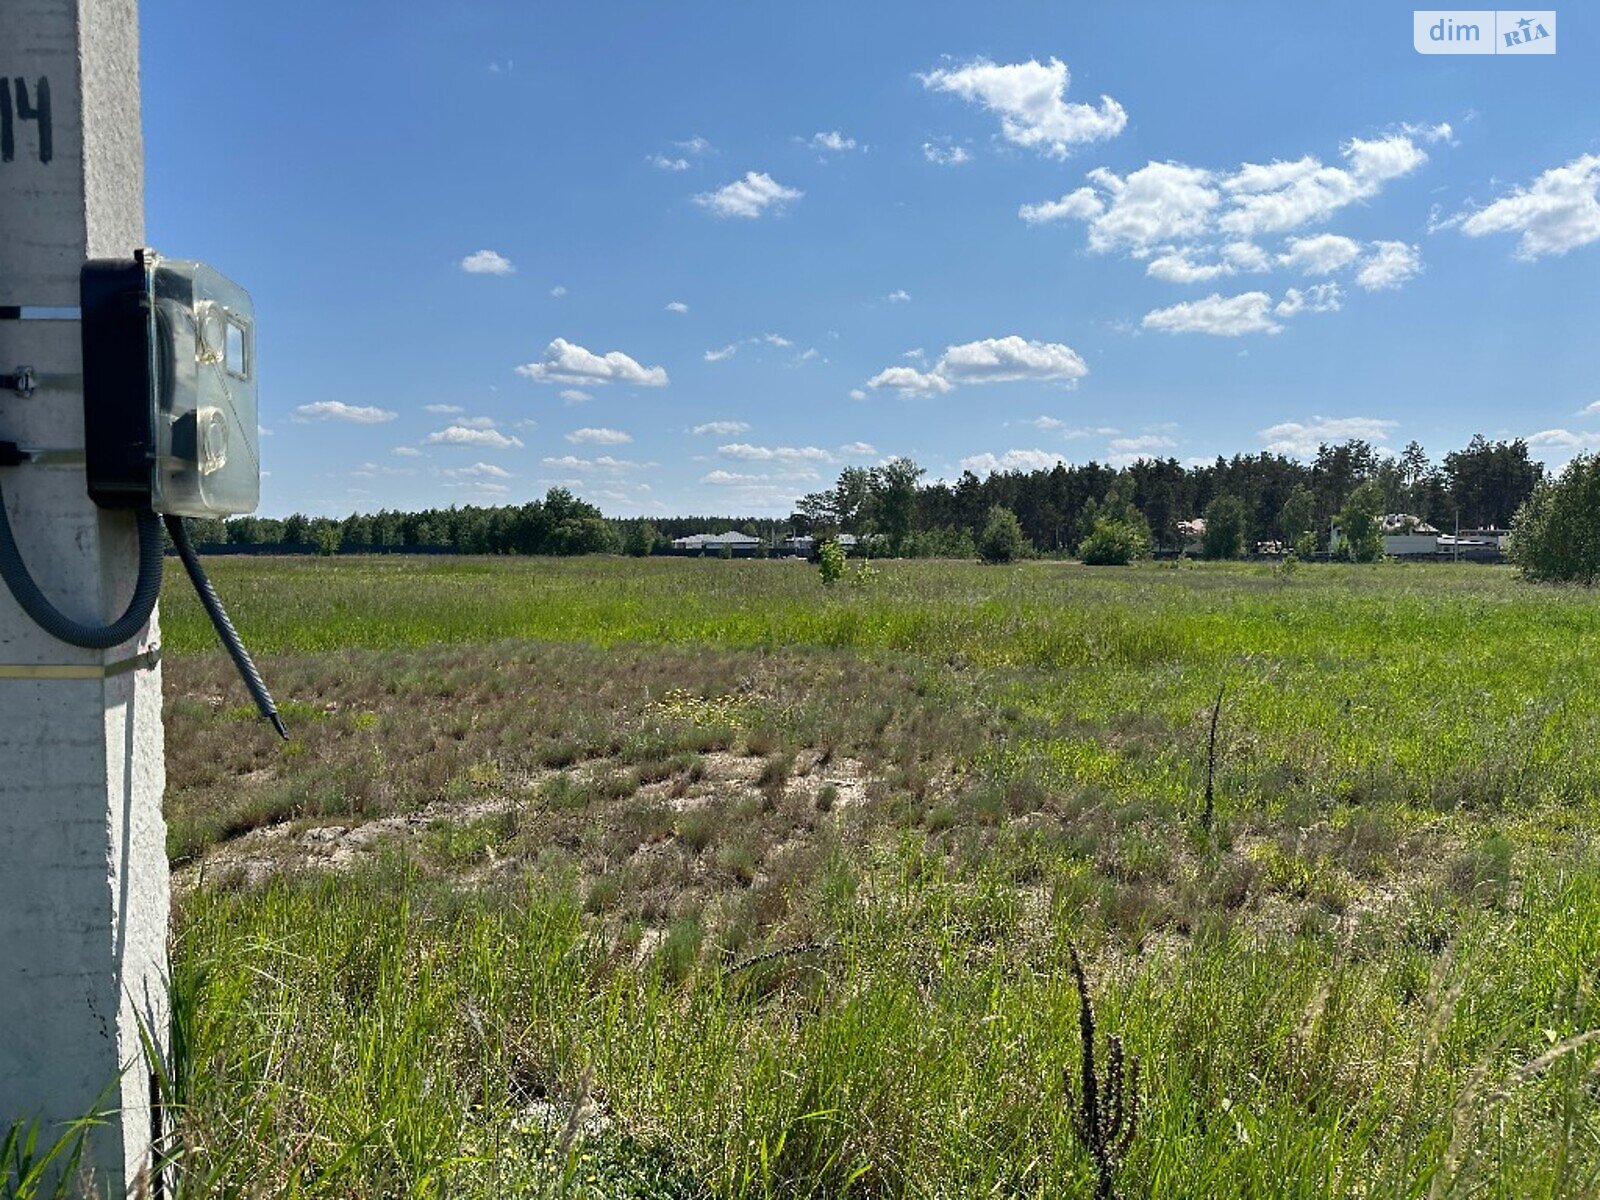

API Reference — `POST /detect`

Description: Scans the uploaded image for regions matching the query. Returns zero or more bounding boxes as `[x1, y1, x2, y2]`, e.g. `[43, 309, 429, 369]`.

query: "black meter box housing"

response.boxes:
[81, 253, 260, 517]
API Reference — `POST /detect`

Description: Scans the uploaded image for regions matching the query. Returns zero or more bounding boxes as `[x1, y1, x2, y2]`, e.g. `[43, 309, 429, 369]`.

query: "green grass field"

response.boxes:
[127, 559, 1600, 1194]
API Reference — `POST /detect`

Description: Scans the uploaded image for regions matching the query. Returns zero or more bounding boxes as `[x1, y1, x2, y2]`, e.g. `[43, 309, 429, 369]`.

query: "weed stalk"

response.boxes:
[1066, 943, 1139, 1200]
[1201, 681, 1225, 833]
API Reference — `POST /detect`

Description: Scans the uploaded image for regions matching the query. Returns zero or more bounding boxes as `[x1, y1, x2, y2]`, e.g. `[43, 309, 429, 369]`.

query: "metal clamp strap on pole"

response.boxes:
[0, 646, 161, 680]
[2, 368, 36, 398]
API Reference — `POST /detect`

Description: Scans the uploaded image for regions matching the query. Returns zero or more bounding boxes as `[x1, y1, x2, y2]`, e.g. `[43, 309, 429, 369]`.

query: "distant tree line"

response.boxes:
[189, 487, 805, 557]
[189, 488, 619, 556]
[192, 435, 1544, 561]
[792, 435, 1542, 557]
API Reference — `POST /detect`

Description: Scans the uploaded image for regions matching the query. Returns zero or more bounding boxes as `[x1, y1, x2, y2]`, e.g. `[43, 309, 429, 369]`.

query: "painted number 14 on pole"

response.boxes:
[0, 77, 53, 164]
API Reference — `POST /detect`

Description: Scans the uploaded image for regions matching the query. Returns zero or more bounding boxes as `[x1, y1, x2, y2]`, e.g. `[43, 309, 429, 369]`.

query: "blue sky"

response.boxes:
[142, 2, 1600, 518]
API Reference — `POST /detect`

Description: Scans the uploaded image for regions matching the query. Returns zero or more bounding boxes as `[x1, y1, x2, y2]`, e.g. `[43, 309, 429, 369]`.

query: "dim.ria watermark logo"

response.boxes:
[1414, 10, 1556, 53]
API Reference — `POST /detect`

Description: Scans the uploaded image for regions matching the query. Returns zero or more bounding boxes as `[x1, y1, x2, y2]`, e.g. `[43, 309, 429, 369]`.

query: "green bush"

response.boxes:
[904, 525, 978, 559]
[313, 525, 342, 557]
[817, 537, 847, 584]
[1079, 518, 1149, 566]
[1278, 482, 1316, 550]
[978, 506, 1026, 564]
[1336, 479, 1385, 563]
[621, 521, 658, 557]
[1510, 454, 1600, 584]
[1202, 494, 1247, 560]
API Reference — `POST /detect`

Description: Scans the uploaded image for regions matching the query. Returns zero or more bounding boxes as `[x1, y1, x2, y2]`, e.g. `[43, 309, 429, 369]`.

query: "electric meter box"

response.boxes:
[81, 253, 261, 518]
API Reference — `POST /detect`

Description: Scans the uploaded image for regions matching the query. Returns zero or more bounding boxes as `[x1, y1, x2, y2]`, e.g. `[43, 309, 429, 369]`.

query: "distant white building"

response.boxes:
[1457, 527, 1510, 550]
[671, 530, 761, 552]
[1434, 528, 1510, 559]
[1380, 514, 1442, 557]
[1330, 513, 1445, 557]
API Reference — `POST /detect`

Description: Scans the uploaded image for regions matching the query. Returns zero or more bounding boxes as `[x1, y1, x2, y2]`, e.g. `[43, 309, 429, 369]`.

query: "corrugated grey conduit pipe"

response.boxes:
[0, 470, 284, 737]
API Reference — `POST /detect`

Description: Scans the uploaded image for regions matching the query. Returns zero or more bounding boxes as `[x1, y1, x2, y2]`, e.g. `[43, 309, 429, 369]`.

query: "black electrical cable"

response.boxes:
[164, 514, 287, 740]
[0, 454, 284, 737]
[0, 469, 163, 648]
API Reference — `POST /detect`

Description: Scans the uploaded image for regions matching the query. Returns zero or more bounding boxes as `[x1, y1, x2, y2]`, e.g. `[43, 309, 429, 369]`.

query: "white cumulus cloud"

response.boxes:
[649, 137, 711, 171]
[443, 462, 513, 479]
[1355, 241, 1424, 290]
[1108, 435, 1177, 465]
[867, 336, 1087, 395]
[694, 171, 803, 218]
[1025, 130, 1435, 255]
[717, 443, 834, 463]
[1219, 136, 1426, 238]
[1019, 187, 1105, 226]
[1278, 234, 1362, 274]
[1524, 429, 1600, 464]
[839, 441, 877, 456]
[867, 366, 953, 396]
[294, 401, 397, 423]
[921, 57, 1127, 157]
[460, 249, 515, 275]
[1526, 428, 1592, 448]
[1275, 282, 1343, 316]
[566, 427, 632, 446]
[541, 455, 644, 472]
[923, 141, 971, 166]
[1259, 416, 1397, 457]
[1143, 291, 1280, 336]
[1458, 154, 1600, 259]
[1404, 121, 1455, 144]
[704, 344, 737, 362]
[936, 336, 1088, 385]
[1146, 248, 1234, 283]
[1026, 417, 1118, 437]
[692, 420, 750, 435]
[810, 131, 858, 152]
[426, 426, 524, 449]
[959, 449, 1071, 475]
[424, 403, 464, 414]
[516, 338, 669, 387]
[1221, 241, 1273, 272]
[1079, 163, 1219, 253]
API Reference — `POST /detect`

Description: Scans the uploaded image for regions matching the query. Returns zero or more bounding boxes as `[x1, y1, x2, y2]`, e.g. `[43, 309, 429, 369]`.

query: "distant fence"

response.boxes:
[659, 547, 770, 559]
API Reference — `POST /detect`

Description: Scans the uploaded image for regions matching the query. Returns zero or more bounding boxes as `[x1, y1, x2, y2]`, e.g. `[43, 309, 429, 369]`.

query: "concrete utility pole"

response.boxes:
[0, 1, 170, 1194]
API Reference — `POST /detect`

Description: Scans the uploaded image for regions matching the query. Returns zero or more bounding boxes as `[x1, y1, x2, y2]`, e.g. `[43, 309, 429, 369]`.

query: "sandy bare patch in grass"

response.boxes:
[178, 749, 878, 893]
